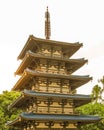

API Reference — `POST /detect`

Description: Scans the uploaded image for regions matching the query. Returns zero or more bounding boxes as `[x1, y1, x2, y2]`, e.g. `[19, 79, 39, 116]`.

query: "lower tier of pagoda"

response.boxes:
[8, 90, 92, 113]
[6, 113, 101, 129]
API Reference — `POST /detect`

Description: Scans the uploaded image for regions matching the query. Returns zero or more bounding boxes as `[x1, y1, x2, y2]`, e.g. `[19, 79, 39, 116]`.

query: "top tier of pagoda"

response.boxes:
[17, 35, 83, 60]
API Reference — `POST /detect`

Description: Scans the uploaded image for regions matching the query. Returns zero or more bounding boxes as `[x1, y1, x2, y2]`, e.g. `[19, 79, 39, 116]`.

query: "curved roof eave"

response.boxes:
[17, 35, 83, 60]
[12, 68, 92, 91]
[8, 90, 91, 110]
[6, 113, 101, 126]
[15, 51, 88, 75]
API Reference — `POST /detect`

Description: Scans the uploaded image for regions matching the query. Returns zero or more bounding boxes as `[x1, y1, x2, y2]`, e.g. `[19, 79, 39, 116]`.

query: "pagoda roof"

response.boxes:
[6, 113, 101, 127]
[17, 35, 83, 60]
[12, 68, 92, 91]
[15, 51, 88, 75]
[8, 90, 91, 110]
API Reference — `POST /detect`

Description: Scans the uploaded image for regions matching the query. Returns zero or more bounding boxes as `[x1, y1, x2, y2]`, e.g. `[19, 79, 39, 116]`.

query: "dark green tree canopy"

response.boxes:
[0, 91, 20, 130]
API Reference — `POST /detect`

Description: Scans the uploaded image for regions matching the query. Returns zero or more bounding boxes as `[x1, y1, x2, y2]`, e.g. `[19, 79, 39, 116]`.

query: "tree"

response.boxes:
[98, 76, 104, 90]
[76, 103, 104, 130]
[0, 91, 20, 130]
[91, 85, 102, 103]
[98, 76, 104, 102]
[76, 76, 104, 130]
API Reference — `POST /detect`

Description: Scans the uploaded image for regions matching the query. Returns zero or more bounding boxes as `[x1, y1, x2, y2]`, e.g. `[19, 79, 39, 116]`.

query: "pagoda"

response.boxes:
[7, 7, 101, 130]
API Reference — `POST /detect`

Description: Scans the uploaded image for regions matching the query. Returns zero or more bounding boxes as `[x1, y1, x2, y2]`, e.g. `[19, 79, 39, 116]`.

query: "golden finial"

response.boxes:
[45, 6, 51, 39]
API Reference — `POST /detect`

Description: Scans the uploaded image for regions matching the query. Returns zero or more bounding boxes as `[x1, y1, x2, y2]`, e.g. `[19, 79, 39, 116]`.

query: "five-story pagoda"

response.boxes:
[7, 7, 101, 130]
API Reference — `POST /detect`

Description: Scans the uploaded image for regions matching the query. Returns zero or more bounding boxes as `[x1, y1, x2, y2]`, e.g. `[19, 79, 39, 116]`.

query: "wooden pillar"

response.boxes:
[58, 99, 67, 113]
[32, 122, 39, 130]
[60, 79, 63, 93]
[45, 121, 54, 130]
[32, 98, 41, 112]
[44, 98, 53, 113]
[60, 122, 69, 130]
[46, 78, 49, 92]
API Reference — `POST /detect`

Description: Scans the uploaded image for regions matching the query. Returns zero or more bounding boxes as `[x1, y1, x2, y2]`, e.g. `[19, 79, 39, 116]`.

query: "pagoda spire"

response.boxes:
[45, 6, 51, 39]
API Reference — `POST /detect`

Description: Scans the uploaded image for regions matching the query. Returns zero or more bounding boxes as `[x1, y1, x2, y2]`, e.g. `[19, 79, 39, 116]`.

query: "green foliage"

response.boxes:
[91, 85, 102, 103]
[78, 77, 104, 129]
[0, 91, 20, 130]
[76, 103, 104, 130]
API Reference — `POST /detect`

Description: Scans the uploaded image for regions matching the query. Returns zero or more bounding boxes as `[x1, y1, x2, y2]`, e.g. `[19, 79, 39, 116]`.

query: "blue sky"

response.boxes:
[0, 0, 104, 94]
